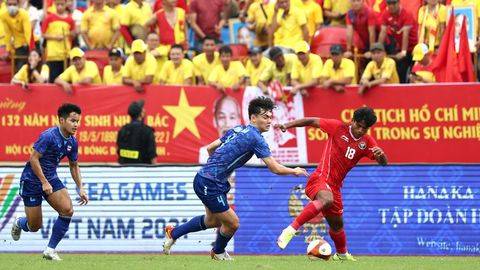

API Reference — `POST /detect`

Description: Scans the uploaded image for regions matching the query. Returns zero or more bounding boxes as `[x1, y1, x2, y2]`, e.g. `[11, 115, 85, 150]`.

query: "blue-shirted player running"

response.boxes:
[162, 96, 308, 260]
[11, 103, 89, 260]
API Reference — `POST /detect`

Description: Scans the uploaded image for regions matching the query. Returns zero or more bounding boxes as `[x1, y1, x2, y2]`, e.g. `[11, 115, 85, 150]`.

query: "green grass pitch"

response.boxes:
[0, 254, 477, 270]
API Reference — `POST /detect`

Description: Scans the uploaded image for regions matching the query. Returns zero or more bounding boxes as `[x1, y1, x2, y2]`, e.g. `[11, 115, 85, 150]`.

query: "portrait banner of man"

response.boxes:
[449, 6, 476, 52]
[241, 86, 308, 164]
[198, 94, 244, 163]
[229, 18, 255, 48]
[198, 87, 307, 165]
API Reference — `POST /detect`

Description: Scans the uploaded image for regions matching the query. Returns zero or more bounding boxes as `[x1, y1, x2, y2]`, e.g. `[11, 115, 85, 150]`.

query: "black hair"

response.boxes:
[58, 103, 81, 118]
[202, 36, 216, 44]
[219, 45, 232, 56]
[27, 50, 44, 83]
[353, 107, 377, 127]
[171, 44, 184, 52]
[248, 96, 275, 118]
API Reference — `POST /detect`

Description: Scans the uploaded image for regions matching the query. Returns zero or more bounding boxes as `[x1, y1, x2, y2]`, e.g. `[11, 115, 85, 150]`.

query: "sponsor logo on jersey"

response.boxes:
[341, 135, 349, 142]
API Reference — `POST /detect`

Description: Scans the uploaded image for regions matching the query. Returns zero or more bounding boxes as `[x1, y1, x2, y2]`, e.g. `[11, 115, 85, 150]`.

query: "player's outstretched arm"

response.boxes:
[262, 157, 309, 176]
[29, 150, 53, 195]
[69, 160, 89, 205]
[274, 117, 321, 132]
[371, 146, 388, 166]
[206, 139, 222, 156]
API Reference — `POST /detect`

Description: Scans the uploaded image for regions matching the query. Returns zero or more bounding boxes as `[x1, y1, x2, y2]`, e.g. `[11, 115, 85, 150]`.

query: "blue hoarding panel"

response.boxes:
[235, 165, 480, 255]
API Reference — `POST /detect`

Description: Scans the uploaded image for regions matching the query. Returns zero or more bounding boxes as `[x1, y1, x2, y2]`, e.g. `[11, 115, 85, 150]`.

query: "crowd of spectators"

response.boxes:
[1, 0, 477, 93]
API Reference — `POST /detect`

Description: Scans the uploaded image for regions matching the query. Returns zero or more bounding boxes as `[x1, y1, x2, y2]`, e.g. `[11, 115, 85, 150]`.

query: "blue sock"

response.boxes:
[171, 215, 206, 240]
[213, 229, 233, 254]
[18, 217, 30, 232]
[47, 216, 71, 249]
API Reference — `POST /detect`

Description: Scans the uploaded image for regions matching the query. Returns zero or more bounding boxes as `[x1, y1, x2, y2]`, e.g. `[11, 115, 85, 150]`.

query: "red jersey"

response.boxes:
[314, 119, 378, 188]
[381, 7, 418, 52]
[346, 6, 378, 51]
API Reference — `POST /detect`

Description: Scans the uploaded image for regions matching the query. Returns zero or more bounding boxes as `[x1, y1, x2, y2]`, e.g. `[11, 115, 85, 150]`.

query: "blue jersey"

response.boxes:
[198, 125, 271, 188]
[21, 126, 78, 183]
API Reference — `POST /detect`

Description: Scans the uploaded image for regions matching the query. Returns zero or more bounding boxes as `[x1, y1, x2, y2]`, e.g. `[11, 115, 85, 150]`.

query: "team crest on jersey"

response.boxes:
[358, 141, 366, 150]
[67, 145, 72, 152]
[340, 135, 349, 142]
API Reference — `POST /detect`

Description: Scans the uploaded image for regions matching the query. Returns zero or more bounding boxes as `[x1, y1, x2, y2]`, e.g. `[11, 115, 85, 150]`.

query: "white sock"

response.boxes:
[286, 225, 297, 232]
[45, 247, 55, 253]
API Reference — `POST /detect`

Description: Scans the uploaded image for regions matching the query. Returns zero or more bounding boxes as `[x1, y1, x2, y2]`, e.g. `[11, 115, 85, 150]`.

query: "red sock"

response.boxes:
[291, 200, 323, 230]
[329, 229, 347, 254]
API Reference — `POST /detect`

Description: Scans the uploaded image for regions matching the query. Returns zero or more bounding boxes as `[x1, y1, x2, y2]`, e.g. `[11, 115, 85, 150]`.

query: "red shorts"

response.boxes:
[305, 173, 343, 217]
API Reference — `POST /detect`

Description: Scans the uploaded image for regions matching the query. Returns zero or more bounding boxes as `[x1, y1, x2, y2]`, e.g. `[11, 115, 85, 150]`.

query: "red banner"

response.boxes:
[303, 84, 480, 163]
[0, 84, 479, 163]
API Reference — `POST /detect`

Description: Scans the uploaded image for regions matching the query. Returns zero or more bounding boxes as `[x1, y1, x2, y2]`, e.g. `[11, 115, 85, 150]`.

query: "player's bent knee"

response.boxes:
[229, 216, 240, 231]
[28, 222, 42, 232]
[60, 207, 74, 217]
[231, 220, 240, 231]
[205, 216, 219, 228]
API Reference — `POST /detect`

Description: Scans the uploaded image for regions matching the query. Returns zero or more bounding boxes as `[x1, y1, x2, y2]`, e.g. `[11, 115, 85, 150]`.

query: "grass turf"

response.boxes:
[0, 254, 477, 270]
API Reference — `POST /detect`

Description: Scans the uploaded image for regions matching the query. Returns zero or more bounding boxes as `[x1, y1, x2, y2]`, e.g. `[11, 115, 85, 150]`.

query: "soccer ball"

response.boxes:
[306, 239, 332, 260]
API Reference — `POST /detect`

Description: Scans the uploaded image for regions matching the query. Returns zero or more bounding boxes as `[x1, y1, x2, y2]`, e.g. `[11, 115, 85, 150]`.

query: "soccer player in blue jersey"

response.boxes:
[162, 96, 308, 260]
[11, 103, 89, 261]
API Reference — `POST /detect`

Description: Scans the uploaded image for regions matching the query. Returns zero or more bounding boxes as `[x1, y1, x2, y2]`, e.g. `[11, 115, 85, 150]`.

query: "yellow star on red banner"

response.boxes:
[163, 89, 205, 139]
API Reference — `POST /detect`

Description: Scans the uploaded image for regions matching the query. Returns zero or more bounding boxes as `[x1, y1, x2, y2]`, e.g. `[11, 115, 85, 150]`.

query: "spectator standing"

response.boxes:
[121, 0, 153, 41]
[19, 0, 41, 39]
[246, 0, 274, 49]
[107, 0, 128, 50]
[323, 0, 351, 26]
[417, 0, 446, 51]
[145, 0, 188, 47]
[81, 0, 120, 50]
[117, 100, 157, 164]
[188, 0, 229, 46]
[269, 0, 309, 50]
[378, 0, 418, 83]
[42, 0, 75, 82]
[300, 0, 324, 40]
[0, 0, 34, 72]
[345, 0, 378, 58]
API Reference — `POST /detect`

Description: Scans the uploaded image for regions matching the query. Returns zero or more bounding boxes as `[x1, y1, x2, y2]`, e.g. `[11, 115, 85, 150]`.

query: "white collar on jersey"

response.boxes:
[349, 125, 361, 141]
[57, 126, 71, 140]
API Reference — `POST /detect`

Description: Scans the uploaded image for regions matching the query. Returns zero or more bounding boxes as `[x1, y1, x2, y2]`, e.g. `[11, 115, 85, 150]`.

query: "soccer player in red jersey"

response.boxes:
[276, 107, 387, 261]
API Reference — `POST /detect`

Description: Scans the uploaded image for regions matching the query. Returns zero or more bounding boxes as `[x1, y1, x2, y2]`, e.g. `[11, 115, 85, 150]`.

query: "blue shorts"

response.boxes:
[19, 178, 66, 207]
[193, 174, 229, 213]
